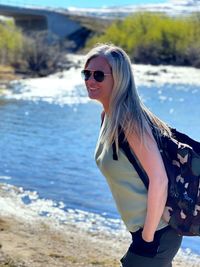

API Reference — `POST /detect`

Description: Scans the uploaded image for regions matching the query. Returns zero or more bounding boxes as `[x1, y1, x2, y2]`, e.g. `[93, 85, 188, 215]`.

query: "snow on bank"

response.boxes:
[2, 54, 200, 105]
[68, 54, 200, 87]
[133, 64, 200, 87]
[70, 55, 200, 86]
[67, 0, 200, 18]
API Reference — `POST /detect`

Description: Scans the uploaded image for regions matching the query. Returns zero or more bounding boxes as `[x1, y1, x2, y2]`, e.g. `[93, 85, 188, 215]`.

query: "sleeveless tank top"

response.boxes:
[95, 114, 167, 233]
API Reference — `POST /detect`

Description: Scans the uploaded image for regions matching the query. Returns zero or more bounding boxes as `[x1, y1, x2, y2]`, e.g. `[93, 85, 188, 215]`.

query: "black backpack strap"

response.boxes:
[118, 130, 149, 189]
[112, 142, 118, 160]
[100, 111, 119, 161]
[101, 114, 149, 190]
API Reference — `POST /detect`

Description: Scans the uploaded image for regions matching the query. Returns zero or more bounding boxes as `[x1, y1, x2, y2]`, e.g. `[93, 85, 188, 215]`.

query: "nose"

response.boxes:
[86, 74, 96, 83]
[89, 74, 95, 81]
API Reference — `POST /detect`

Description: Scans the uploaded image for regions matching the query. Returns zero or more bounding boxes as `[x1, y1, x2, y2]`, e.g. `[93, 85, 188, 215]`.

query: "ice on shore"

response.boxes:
[2, 54, 200, 106]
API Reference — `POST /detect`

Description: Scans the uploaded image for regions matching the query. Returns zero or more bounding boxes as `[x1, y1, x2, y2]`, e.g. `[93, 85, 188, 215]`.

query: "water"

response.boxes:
[0, 64, 200, 258]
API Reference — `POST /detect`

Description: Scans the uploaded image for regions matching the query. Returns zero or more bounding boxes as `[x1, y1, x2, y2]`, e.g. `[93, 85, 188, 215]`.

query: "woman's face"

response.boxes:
[84, 56, 114, 112]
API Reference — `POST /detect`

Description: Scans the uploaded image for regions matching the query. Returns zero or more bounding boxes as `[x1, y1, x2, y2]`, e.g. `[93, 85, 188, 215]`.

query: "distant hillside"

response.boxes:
[67, 0, 200, 19]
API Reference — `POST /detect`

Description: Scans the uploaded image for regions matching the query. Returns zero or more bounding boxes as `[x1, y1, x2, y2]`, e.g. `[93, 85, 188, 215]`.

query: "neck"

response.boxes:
[103, 102, 110, 114]
[103, 107, 109, 114]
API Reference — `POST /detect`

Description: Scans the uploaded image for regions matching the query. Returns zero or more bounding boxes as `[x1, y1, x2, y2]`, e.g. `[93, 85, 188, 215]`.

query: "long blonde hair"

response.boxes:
[84, 43, 171, 152]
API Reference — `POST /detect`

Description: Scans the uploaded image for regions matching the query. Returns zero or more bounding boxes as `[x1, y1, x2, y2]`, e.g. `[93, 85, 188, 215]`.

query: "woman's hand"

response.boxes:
[129, 228, 160, 258]
[142, 228, 154, 242]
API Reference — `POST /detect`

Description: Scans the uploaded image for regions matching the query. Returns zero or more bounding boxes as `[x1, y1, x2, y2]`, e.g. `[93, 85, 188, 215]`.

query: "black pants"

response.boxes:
[120, 226, 182, 267]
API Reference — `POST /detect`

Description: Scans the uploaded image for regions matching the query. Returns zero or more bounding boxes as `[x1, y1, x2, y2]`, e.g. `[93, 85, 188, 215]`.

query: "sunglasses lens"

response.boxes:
[81, 70, 105, 82]
[81, 70, 91, 81]
[94, 71, 104, 82]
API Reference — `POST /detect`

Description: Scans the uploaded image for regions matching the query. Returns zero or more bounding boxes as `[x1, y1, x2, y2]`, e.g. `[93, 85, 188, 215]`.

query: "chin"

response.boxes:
[88, 92, 100, 100]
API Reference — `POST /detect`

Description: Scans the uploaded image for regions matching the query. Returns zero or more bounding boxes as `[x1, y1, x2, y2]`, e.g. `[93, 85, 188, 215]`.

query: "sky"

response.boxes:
[0, 0, 168, 9]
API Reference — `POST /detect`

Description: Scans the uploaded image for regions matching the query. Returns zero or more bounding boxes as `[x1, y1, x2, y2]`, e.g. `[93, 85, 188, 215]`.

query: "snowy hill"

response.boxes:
[67, 0, 200, 19]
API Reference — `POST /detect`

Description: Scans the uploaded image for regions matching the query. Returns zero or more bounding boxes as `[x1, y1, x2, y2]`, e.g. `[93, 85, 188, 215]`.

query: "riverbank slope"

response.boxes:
[0, 214, 200, 267]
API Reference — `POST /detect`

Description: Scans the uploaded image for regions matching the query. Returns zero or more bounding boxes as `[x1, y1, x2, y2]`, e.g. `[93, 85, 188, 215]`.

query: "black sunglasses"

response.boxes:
[81, 69, 112, 83]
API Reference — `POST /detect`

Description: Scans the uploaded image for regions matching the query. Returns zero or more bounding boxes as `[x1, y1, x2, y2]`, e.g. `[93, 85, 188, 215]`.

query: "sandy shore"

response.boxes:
[0, 214, 199, 267]
[0, 214, 126, 267]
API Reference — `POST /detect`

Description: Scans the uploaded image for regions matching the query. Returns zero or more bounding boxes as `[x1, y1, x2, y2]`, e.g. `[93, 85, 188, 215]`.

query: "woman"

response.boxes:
[81, 43, 182, 267]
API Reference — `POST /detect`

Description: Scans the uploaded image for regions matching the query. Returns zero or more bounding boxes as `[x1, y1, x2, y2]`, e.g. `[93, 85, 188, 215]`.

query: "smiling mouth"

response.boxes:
[88, 87, 99, 91]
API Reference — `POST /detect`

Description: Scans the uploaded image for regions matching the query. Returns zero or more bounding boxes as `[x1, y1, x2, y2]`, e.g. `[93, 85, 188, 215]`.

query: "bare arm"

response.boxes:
[127, 128, 168, 242]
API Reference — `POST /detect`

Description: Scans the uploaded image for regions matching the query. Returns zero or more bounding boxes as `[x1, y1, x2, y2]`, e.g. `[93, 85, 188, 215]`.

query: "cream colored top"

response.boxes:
[95, 115, 167, 233]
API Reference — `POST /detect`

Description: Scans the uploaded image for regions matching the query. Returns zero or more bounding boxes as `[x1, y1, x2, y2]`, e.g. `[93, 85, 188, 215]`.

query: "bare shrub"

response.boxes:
[13, 31, 73, 77]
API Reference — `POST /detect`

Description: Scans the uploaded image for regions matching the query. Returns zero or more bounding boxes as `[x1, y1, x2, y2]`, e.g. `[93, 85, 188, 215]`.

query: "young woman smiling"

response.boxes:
[81, 44, 182, 267]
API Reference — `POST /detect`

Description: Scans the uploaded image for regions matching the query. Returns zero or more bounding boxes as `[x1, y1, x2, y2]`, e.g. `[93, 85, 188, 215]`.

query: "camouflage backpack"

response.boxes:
[117, 127, 200, 236]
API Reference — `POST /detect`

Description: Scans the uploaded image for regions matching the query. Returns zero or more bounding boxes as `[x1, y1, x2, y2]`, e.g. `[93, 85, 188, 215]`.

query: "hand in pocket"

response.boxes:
[129, 229, 160, 258]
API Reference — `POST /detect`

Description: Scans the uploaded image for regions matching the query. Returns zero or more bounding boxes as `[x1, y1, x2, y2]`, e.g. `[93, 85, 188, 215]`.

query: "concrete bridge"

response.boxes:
[0, 3, 83, 42]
